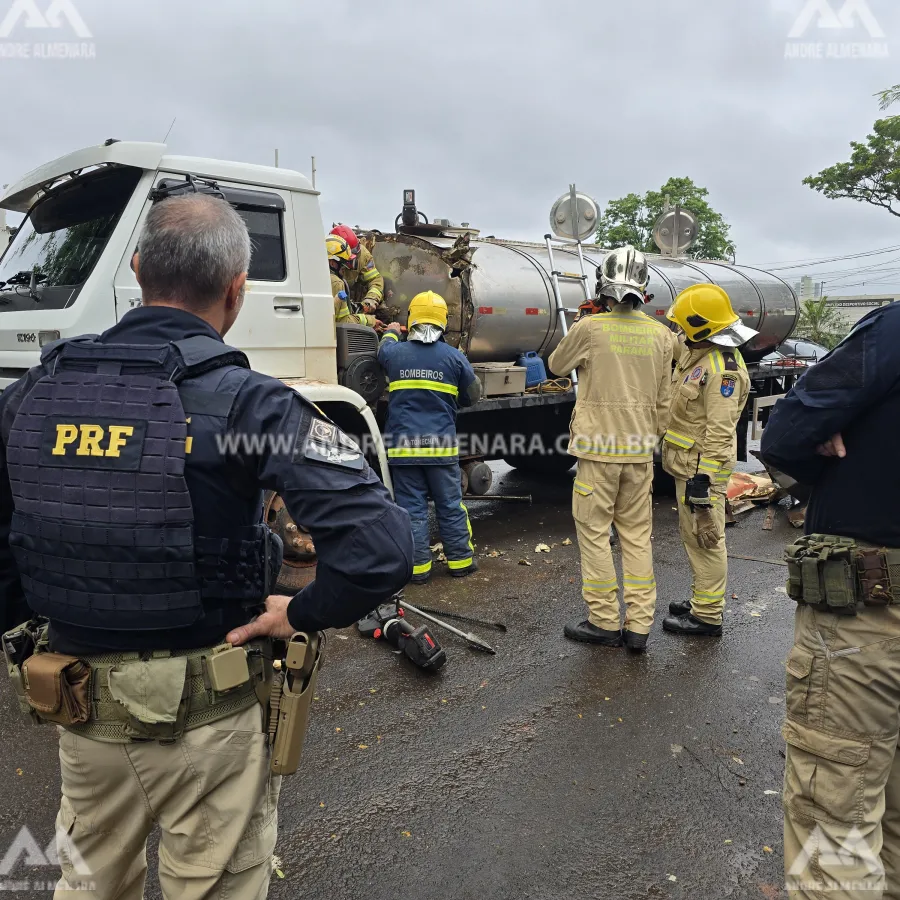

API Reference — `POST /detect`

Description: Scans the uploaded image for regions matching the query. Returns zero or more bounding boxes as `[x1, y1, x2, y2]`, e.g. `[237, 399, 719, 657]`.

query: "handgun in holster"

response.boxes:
[268, 631, 325, 776]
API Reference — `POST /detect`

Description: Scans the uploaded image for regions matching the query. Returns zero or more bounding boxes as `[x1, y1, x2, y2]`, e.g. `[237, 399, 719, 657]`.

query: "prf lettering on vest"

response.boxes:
[52, 423, 135, 458]
[40, 417, 149, 470]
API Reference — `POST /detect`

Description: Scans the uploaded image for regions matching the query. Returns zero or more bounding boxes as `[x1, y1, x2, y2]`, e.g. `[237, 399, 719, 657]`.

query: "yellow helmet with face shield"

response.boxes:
[666, 284, 758, 347]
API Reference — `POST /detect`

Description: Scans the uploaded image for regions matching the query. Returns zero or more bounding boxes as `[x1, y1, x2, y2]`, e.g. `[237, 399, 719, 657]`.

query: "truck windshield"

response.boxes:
[0, 165, 142, 312]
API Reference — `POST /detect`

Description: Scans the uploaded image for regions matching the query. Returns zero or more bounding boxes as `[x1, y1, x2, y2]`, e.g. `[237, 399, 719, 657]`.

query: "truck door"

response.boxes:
[113, 177, 307, 379]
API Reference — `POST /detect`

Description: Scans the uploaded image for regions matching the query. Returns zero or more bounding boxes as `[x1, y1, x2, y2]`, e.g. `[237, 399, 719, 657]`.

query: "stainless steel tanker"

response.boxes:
[370, 230, 798, 365]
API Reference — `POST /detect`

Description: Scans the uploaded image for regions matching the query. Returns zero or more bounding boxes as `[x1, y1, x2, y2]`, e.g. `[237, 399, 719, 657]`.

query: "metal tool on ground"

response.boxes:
[727, 553, 788, 567]
[403, 604, 507, 633]
[400, 598, 497, 654]
[462, 494, 532, 503]
[358, 600, 446, 671]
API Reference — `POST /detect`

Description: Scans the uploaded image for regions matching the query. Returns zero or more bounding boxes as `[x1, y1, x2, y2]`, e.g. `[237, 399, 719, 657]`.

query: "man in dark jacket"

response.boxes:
[761, 303, 900, 897]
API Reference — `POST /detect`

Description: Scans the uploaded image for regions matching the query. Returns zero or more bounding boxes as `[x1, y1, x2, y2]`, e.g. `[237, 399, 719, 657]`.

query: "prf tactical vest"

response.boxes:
[5, 335, 283, 635]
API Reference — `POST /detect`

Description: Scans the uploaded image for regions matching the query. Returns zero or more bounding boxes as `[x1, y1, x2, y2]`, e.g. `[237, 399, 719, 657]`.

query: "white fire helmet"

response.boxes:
[598, 245, 650, 304]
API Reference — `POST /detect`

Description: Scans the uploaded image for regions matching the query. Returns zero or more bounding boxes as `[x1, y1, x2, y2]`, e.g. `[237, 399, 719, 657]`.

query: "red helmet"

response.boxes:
[330, 224, 359, 253]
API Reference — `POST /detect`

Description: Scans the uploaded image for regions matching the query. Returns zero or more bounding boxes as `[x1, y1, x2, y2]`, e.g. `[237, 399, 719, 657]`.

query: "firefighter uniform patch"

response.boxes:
[299, 416, 365, 470]
[720, 376, 736, 398]
[689, 366, 704, 382]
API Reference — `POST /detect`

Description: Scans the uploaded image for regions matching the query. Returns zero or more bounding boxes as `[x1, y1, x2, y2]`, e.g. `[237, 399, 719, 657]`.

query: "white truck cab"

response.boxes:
[0, 139, 391, 487]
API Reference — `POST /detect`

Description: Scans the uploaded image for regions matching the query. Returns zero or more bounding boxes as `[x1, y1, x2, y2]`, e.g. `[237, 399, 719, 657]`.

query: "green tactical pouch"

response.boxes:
[821, 557, 856, 611]
[783, 534, 859, 614]
[785, 543, 804, 601]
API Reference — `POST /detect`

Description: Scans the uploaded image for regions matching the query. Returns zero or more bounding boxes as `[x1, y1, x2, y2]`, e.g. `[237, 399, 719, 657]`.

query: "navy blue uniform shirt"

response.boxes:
[378, 333, 480, 465]
[761, 303, 900, 546]
[0, 305, 413, 649]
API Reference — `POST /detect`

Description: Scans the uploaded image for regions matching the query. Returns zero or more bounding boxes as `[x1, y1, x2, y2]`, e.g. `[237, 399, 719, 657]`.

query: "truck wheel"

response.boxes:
[503, 452, 573, 476]
[463, 461, 493, 496]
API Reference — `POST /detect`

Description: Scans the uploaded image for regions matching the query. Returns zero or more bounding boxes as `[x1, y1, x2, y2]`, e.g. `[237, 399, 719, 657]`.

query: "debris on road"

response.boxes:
[535, 543, 551, 553]
[519, 559, 532, 566]
[787, 504, 807, 528]
[726, 472, 779, 518]
[561, 538, 573, 546]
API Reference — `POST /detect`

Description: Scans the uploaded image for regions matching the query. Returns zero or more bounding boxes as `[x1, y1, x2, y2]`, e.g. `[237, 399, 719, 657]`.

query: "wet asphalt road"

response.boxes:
[0, 463, 796, 900]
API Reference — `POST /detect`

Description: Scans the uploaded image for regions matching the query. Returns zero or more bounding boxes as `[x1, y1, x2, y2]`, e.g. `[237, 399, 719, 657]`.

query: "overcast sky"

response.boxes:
[1, 0, 898, 294]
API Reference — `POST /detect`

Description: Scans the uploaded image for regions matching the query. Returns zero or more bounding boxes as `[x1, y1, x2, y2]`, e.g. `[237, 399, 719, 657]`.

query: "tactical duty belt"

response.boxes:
[785, 533, 900, 615]
[3, 622, 271, 744]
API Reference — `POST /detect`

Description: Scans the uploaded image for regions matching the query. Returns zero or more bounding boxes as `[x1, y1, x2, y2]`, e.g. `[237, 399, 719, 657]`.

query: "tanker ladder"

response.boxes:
[543, 203, 594, 397]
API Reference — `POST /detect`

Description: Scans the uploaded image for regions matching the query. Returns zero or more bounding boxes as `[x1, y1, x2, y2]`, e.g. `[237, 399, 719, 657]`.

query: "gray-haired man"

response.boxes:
[0, 193, 412, 899]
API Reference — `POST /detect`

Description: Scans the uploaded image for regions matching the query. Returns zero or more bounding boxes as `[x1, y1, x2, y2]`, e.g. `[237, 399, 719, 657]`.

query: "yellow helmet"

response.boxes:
[326, 235, 354, 263]
[408, 291, 448, 330]
[666, 284, 758, 347]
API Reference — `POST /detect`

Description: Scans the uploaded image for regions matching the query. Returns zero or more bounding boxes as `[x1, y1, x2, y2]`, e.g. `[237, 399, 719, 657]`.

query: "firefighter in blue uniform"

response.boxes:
[0, 193, 412, 900]
[761, 303, 900, 896]
[378, 291, 483, 583]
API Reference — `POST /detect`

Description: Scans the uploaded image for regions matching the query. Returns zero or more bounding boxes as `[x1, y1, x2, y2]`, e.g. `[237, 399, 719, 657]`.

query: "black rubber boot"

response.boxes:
[564, 620, 623, 646]
[410, 571, 432, 586]
[449, 558, 479, 578]
[622, 630, 649, 652]
[668, 599, 691, 617]
[662, 613, 723, 637]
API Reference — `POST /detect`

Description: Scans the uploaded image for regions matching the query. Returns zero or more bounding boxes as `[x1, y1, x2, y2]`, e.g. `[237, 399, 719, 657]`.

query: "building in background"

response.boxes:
[793, 275, 823, 300]
[825, 295, 897, 328]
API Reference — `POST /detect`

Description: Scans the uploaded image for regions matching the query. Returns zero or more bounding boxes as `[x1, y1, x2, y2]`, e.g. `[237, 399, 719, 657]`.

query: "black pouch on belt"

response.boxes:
[22, 653, 92, 725]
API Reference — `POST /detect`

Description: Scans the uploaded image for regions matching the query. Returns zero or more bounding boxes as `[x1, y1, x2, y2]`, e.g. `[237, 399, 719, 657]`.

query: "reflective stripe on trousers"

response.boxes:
[571, 459, 657, 635]
[390, 464, 474, 574]
[674, 477, 727, 624]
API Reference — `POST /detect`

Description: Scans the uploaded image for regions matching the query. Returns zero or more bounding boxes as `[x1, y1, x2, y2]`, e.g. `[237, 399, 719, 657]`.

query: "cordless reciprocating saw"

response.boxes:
[357, 600, 446, 671]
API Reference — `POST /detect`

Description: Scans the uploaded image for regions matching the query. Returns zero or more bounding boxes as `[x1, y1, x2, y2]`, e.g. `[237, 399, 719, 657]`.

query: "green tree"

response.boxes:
[594, 177, 734, 260]
[794, 298, 847, 350]
[803, 116, 900, 218]
[876, 84, 900, 110]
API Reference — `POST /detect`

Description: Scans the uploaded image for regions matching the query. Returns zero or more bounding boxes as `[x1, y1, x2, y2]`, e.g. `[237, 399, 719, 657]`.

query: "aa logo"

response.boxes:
[788, 0, 886, 39]
[787, 825, 885, 891]
[0, 824, 90, 876]
[0, 0, 91, 39]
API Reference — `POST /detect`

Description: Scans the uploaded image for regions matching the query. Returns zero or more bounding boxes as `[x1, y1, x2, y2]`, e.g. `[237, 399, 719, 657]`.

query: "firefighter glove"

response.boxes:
[692, 507, 721, 550]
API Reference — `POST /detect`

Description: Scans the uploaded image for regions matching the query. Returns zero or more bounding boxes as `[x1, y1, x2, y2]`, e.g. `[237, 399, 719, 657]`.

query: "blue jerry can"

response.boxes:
[516, 351, 547, 388]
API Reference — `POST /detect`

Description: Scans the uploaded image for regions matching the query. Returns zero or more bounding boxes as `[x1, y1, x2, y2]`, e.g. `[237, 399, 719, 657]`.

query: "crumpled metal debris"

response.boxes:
[726, 472, 778, 513]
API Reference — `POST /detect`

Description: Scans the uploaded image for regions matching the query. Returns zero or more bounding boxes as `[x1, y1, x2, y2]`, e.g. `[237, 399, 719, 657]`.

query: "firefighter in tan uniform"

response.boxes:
[661, 284, 756, 637]
[549, 246, 675, 652]
[330, 224, 385, 314]
[327, 235, 378, 328]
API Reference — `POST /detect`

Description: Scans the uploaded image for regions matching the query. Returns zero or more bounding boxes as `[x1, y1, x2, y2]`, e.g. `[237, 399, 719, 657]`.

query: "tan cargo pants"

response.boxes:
[674, 477, 728, 624]
[53, 703, 281, 900]
[572, 459, 657, 634]
[783, 603, 900, 899]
